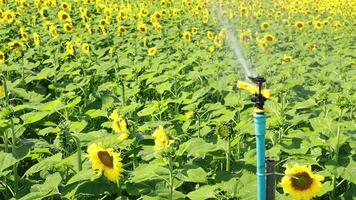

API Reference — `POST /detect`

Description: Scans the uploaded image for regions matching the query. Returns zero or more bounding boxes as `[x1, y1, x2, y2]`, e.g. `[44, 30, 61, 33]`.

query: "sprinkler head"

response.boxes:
[236, 76, 270, 113]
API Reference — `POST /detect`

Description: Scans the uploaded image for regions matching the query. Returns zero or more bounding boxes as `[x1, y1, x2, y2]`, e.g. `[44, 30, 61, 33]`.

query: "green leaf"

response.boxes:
[187, 185, 216, 200]
[66, 168, 97, 185]
[176, 165, 207, 183]
[0, 152, 17, 172]
[19, 173, 62, 200]
[24, 153, 62, 176]
[21, 111, 51, 124]
[177, 138, 222, 158]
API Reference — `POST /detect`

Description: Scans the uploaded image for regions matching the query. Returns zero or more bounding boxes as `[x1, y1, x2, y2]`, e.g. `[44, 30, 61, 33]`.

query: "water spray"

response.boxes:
[212, 1, 254, 80]
[236, 76, 274, 200]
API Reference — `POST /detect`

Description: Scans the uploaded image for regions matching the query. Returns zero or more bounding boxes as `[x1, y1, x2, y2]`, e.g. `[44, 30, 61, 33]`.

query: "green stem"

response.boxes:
[226, 136, 231, 172]
[332, 109, 343, 199]
[12, 163, 18, 194]
[70, 134, 82, 171]
[116, 179, 122, 197]
[168, 156, 173, 200]
[197, 114, 201, 138]
[335, 109, 343, 163]
[121, 81, 125, 106]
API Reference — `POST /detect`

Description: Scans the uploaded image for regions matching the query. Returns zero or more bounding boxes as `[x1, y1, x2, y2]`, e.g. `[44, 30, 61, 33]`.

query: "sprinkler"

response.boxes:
[236, 76, 273, 200]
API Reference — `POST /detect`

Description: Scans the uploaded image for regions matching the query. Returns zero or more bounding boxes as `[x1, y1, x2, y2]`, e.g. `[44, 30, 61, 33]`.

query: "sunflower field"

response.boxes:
[0, 0, 355, 199]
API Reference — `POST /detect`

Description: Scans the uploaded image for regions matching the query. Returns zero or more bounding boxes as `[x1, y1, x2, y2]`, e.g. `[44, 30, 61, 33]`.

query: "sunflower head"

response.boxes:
[82, 43, 90, 55]
[137, 22, 147, 33]
[66, 41, 74, 55]
[110, 110, 129, 141]
[263, 33, 275, 44]
[191, 27, 198, 35]
[261, 22, 269, 29]
[0, 51, 5, 64]
[282, 54, 293, 63]
[152, 126, 174, 152]
[33, 33, 40, 46]
[258, 39, 268, 51]
[87, 143, 124, 182]
[207, 31, 214, 40]
[295, 21, 304, 30]
[281, 164, 324, 200]
[148, 47, 157, 56]
[64, 23, 73, 33]
[0, 84, 5, 98]
[118, 26, 126, 33]
[183, 31, 191, 42]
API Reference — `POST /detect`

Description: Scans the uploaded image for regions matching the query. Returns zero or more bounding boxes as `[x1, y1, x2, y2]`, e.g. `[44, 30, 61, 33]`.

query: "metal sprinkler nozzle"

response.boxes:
[236, 76, 270, 113]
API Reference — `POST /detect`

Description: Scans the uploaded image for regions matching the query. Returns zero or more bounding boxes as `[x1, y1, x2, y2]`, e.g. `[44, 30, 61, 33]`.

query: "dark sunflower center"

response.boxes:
[98, 151, 113, 168]
[140, 27, 145, 32]
[13, 42, 20, 48]
[120, 28, 125, 32]
[297, 23, 303, 28]
[263, 24, 268, 28]
[0, 55, 4, 59]
[266, 36, 272, 41]
[62, 14, 68, 20]
[291, 172, 313, 190]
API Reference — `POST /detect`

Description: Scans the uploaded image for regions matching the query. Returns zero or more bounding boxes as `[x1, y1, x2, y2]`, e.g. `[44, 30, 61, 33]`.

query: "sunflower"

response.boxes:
[66, 41, 74, 55]
[137, 22, 147, 33]
[118, 25, 126, 34]
[260, 22, 269, 29]
[214, 36, 223, 47]
[0, 51, 5, 64]
[281, 164, 324, 200]
[258, 39, 268, 51]
[40, 8, 49, 19]
[58, 10, 71, 22]
[148, 47, 157, 56]
[63, 23, 73, 33]
[109, 110, 129, 141]
[183, 31, 191, 42]
[203, 15, 209, 24]
[152, 126, 174, 152]
[282, 54, 293, 63]
[295, 21, 304, 30]
[49, 25, 59, 38]
[333, 21, 342, 29]
[263, 33, 275, 44]
[20, 28, 29, 41]
[0, 84, 5, 98]
[85, 23, 92, 34]
[8, 40, 24, 49]
[87, 143, 124, 182]
[153, 22, 161, 32]
[314, 21, 323, 29]
[207, 31, 214, 40]
[4, 10, 14, 23]
[191, 27, 198, 35]
[33, 33, 40, 46]
[239, 29, 252, 43]
[61, 2, 71, 10]
[82, 43, 90, 55]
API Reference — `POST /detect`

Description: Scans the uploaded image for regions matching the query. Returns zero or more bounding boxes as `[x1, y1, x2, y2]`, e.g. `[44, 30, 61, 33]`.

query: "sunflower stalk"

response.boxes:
[116, 179, 122, 197]
[1, 75, 9, 153]
[226, 136, 231, 172]
[168, 156, 174, 200]
[70, 134, 82, 171]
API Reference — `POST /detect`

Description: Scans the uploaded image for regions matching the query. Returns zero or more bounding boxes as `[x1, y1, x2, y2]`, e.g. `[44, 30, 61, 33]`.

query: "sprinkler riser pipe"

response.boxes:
[254, 113, 266, 200]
